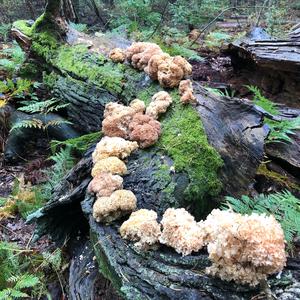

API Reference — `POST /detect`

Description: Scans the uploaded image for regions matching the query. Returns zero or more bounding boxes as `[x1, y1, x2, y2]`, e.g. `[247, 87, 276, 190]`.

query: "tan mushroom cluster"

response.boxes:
[102, 95, 171, 148]
[120, 209, 161, 250]
[90, 92, 173, 223]
[109, 48, 126, 63]
[90, 136, 138, 224]
[93, 190, 137, 223]
[146, 91, 173, 120]
[110, 42, 193, 89]
[179, 79, 196, 105]
[159, 208, 205, 256]
[203, 209, 286, 286]
[120, 206, 286, 286]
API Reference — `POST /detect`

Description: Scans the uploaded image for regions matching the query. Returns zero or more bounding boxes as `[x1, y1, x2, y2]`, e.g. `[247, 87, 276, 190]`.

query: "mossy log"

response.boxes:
[15, 22, 300, 299]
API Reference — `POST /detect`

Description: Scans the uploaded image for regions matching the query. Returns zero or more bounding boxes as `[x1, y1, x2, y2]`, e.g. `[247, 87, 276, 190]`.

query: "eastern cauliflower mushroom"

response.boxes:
[157, 56, 192, 88]
[145, 53, 171, 80]
[179, 79, 197, 105]
[93, 189, 137, 223]
[102, 102, 137, 139]
[91, 157, 127, 177]
[129, 113, 161, 148]
[88, 172, 123, 197]
[129, 99, 146, 114]
[92, 136, 138, 162]
[202, 209, 286, 286]
[160, 208, 205, 256]
[145, 91, 172, 119]
[126, 42, 163, 71]
[120, 209, 161, 250]
[109, 48, 126, 63]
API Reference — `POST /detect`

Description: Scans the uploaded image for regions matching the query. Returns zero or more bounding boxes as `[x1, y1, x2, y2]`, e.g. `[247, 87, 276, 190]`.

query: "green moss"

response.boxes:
[257, 163, 300, 191]
[13, 20, 33, 37]
[53, 45, 125, 94]
[158, 91, 223, 203]
[136, 83, 162, 106]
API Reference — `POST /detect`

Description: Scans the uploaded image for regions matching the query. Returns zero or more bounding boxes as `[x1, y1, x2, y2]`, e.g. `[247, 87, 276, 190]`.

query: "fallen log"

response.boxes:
[13, 20, 300, 299]
[226, 27, 300, 108]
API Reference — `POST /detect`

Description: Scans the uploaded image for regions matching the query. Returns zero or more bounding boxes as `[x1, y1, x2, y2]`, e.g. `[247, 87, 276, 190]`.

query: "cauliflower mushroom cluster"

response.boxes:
[90, 91, 173, 223]
[102, 94, 172, 148]
[109, 42, 197, 104]
[120, 207, 286, 286]
[89, 136, 138, 224]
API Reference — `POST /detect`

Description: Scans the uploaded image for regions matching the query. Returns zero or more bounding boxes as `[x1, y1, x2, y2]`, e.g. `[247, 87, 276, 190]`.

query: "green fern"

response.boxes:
[246, 85, 280, 115]
[50, 132, 101, 154]
[18, 98, 69, 114]
[10, 119, 44, 131]
[69, 22, 88, 33]
[266, 117, 300, 143]
[41, 147, 75, 200]
[222, 191, 300, 247]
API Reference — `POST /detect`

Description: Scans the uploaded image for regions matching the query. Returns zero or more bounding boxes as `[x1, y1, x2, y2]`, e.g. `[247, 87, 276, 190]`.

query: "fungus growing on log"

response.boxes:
[91, 157, 127, 177]
[126, 42, 163, 70]
[125, 42, 192, 88]
[120, 209, 161, 250]
[202, 209, 286, 286]
[92, 136, 138, 162]
[157, 56, 192, 88]
[102, 103, 136, 139]
[129, 99, 146, 114]
[129, 113, 161, 148]
[109, 48, 126, 63]
[145, 53, 171, 80]
[92, 189, 137, 223]
[146, 91, 173, 119]
[179, 79, 197, 104]
[159, 208, 205, 256]
[88, 172, 123, 197]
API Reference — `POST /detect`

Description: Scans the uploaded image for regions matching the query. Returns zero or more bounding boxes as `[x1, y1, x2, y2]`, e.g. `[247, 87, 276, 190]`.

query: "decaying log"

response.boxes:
[29, 86, 300, 299]
[15, 23, 299, 298]
[226, 27, 300, 108]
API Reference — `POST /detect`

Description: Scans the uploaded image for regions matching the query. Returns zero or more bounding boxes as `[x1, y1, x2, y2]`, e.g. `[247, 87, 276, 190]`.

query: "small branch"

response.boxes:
[148, 0, 170, 39]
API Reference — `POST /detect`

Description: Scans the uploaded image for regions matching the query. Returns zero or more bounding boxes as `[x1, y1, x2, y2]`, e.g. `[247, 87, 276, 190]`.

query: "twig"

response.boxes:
[148, 0, 170, 39]
[190, 5, 269, 46]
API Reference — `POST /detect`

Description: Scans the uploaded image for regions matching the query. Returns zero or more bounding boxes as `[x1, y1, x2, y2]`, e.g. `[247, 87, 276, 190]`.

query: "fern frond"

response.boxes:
[222, 191, 300, 247]
[10, 119, 44, 131]
[246, 85, 279, 115]
[50, 132, 101, 154]
[14, 274, 39, 289]
[44, 119, 72, 129]
[18, 98, 69, 114]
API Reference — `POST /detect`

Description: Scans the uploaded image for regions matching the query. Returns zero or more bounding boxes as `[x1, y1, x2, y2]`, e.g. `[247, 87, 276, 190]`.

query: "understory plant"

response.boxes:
[0, 42, 25, 75]
[0, 241, 64, 299]
[222, 190, 300, 248]
[247, 85, 300, 143]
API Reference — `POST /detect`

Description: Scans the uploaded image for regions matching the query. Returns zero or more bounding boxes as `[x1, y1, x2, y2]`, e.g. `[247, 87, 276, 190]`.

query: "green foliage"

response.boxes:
[267, 117, 300, 143]
[0, 78, 31, 98]
[222, 191, 300, 247]
[246, 85, 279, 115]
[0, 241, 63, 299]
[69, 22, 88, 33]
[13, 20, 33, 37]
[204, 31, 232, 50]
[160, 43, 203, 61]
[247, 85, 299, 143]
[0, 23, 11, 42]
[50, 132, 102, 154]
[41, 147, 75, 200]
[0, 42, 25, 75]
[204, 86, 235, 97]
[0, 178, 45, 219]
[158, 91, 223, 207]
[18, 98, 69, 114]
